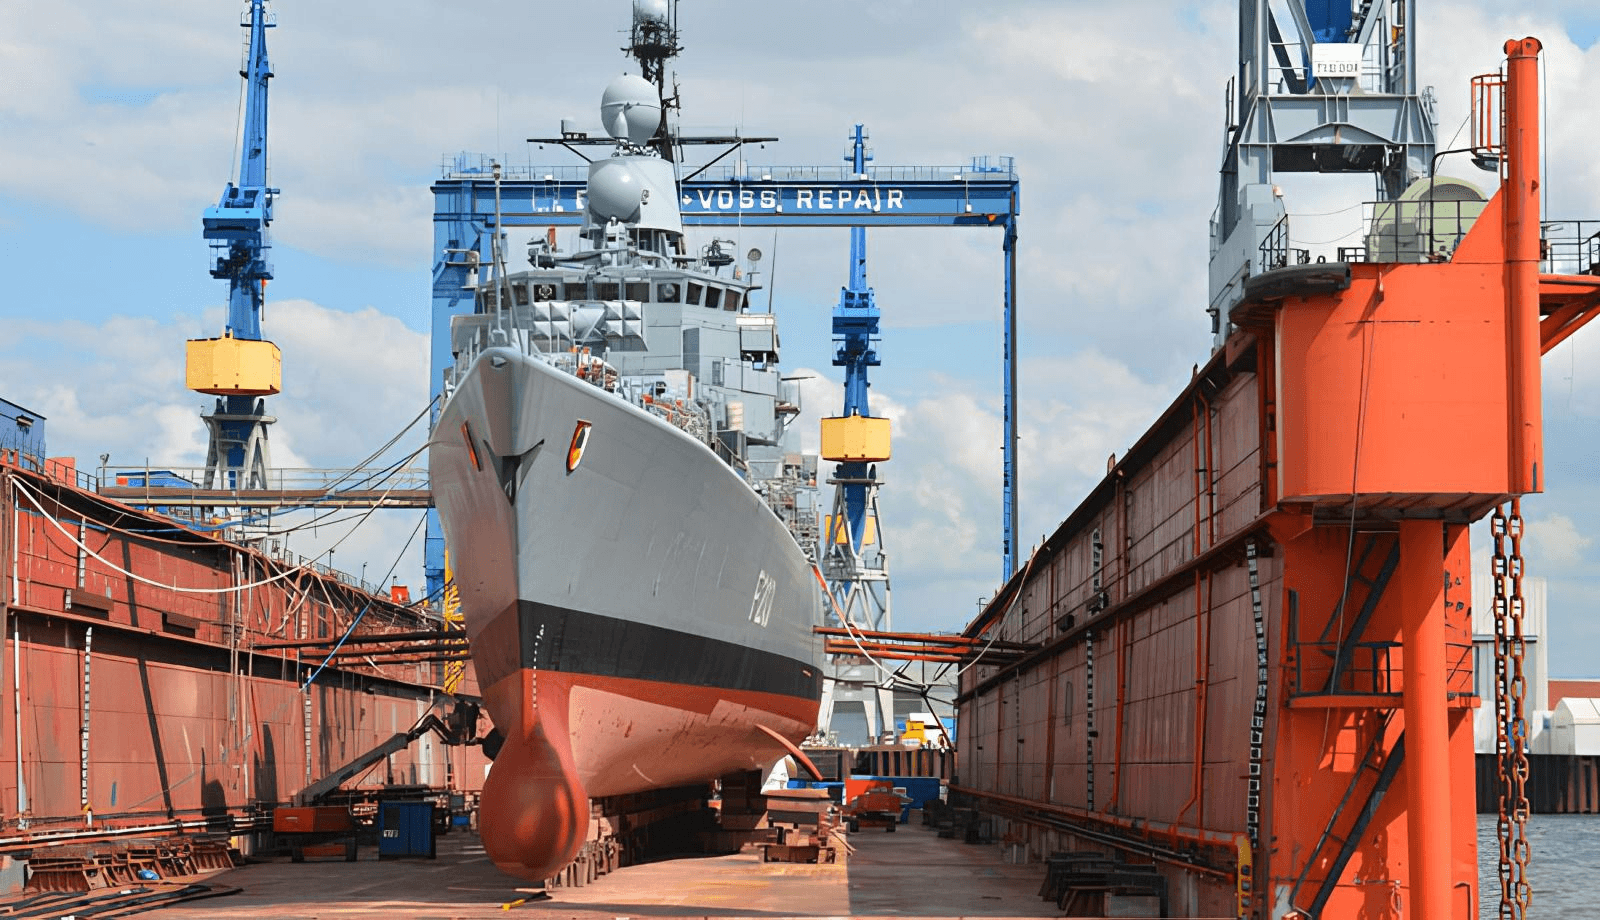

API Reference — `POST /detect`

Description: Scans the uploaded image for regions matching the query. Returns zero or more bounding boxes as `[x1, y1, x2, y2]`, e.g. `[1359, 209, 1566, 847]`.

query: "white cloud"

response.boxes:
[0, 299, 432, 589]
[1526, 513, 1594, 571]
[6, 0, 1600, 646]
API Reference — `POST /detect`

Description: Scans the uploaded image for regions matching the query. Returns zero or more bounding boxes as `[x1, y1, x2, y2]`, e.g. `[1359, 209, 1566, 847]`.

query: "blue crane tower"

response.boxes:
[816, 126, 896, 744]
[187, 0, 282, 491]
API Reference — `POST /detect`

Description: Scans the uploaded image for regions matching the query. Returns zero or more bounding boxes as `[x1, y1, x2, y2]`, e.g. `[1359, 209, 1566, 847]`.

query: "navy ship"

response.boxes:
[428, 46, 824, 879]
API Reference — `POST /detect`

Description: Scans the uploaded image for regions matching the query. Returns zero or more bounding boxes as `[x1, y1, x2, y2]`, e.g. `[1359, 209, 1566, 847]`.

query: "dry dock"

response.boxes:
[154, 818, 1074, 919]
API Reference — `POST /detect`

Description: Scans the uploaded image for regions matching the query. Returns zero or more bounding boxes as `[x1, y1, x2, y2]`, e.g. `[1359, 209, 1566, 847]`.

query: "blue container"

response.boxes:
[378, 801, 436, 859]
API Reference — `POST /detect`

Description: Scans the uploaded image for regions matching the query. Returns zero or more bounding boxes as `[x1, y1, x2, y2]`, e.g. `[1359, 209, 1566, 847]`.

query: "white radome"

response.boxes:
[600, 74, 662, 146]
[633, 0, 670, 24]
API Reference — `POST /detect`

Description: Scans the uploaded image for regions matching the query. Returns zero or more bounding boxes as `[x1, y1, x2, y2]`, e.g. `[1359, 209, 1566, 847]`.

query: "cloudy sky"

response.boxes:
[3, 1, 1600, 675]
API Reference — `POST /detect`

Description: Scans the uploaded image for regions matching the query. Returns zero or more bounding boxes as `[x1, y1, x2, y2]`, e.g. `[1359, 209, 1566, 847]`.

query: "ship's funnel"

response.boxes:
[601, 74, 661, 146]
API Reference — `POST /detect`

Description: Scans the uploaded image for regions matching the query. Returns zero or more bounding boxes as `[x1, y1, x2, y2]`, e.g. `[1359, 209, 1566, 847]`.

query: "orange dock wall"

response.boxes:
[0, 465, 489, 834]
[955, 337, 1488, 917]
[957, 36, 1553, 920]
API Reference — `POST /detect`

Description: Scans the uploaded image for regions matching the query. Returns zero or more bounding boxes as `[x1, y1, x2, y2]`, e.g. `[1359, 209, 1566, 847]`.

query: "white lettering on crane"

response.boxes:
[677, 186, 909, 212]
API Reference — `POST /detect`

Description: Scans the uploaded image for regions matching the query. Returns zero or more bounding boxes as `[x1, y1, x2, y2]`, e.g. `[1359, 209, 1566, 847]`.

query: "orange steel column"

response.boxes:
[1399, 519, 1451, 919]
[1504, 37, 1544, 493]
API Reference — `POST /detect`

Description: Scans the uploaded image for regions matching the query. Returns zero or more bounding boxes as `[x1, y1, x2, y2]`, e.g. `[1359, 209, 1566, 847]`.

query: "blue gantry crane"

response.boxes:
[424, 1, 1021, 605]
[1208, 0, 1435, 339]
[816, 126, 896, 742]
[187, 0, 283, 491]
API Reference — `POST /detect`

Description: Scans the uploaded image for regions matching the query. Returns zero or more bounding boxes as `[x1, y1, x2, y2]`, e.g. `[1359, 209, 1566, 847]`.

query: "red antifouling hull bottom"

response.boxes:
[479, 672, 588, 879]
[476, 667, 818, 880]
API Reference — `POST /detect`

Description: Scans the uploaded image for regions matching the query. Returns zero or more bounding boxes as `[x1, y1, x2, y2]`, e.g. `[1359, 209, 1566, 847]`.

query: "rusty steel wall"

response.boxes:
[958, 348, 1270, 909]
[0, 465, 488, 833]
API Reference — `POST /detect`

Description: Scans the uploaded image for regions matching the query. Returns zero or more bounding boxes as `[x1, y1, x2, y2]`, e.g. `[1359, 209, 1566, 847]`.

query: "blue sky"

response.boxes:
[4, 1, 1600, 675]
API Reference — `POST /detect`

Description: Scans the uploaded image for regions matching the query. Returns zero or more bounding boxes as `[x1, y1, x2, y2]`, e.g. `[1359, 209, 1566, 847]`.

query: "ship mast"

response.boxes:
[624, 0, 682, 163]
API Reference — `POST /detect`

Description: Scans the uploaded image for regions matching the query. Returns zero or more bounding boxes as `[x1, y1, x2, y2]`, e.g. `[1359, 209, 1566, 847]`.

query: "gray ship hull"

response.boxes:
[430, 344, 822, 878]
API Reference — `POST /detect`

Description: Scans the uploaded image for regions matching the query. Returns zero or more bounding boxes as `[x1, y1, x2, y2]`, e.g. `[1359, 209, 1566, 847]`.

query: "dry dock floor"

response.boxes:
[156, 818, 1064, 919]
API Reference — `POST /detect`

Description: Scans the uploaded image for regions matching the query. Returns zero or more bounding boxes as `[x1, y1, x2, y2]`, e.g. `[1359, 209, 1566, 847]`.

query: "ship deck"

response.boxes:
[155, 818, 1071, 919]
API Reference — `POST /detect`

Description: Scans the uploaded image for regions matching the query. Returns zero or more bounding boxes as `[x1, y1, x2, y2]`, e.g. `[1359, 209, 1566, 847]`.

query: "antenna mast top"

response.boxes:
[624, 0, 682, 161]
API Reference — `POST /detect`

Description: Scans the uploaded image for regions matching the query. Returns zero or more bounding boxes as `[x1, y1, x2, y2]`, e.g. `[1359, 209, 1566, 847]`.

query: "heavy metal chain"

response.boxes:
[1491, 501, 1532, 919]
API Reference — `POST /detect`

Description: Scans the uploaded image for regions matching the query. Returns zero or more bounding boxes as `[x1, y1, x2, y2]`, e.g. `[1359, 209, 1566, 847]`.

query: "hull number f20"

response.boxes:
[749, 570, 777, 628]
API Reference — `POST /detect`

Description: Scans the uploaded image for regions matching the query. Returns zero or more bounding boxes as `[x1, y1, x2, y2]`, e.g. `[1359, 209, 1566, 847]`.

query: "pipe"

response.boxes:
[1399, 519, 1450, 919]
[950, 782, 1237, 862]
[1504, 36, 1543, 493]
[1177, 570, 1211, 831]
[1106, 618, 1128, 813]
[0, 813, 271, 854]
[1201, 387, 1216, 546]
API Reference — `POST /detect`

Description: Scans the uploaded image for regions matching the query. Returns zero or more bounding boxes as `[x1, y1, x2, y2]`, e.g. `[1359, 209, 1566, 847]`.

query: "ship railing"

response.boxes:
[1290, 638, 1476, 700]
[1362, 198, 1485, 264]
[685, 159, 1016, 183]
[1541, 219, 1600, 276]
[1280, 199, 1483, 266]
[1265, 209, 1600, 272]
[1259, 214, 1310, 270]
[101, 465, 430, 494]
[438, 153, 1017, 183]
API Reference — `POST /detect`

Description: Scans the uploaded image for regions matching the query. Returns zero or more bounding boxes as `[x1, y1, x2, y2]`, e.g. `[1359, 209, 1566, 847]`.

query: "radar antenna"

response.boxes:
[624, 0, 682, 161]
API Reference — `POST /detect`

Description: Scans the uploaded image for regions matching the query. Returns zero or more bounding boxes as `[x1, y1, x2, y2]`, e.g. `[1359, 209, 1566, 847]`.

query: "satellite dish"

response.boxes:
[747, 248, 763, 263]
[633, 0, 670, 23]
[600, 75, 662, 146]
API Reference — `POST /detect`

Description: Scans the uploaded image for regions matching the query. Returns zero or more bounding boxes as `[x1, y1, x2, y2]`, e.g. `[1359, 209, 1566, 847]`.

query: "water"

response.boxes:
[1477, 814, 1600, 918]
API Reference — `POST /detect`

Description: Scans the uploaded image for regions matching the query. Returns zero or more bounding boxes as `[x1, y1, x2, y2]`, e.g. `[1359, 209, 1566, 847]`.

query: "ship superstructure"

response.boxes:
[428, 55, 824, 880]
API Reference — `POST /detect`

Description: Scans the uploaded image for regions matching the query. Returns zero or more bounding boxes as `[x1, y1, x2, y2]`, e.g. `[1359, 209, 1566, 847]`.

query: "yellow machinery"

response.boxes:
[186, 331, 281, 397]
[819, 414, 890, 463]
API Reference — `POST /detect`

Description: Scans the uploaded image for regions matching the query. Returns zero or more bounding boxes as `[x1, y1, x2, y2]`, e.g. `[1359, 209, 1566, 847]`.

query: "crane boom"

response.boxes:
[188, 0, 282, 492]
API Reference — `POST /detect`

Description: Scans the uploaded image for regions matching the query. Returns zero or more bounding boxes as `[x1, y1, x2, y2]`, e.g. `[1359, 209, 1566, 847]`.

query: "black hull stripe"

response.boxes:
[476, 599, 822, 702]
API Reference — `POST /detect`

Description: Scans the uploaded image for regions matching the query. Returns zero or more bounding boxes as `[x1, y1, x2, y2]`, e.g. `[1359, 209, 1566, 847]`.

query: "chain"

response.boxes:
[1506, 501, 1532, 914]
[1491, 502, 1532, 920]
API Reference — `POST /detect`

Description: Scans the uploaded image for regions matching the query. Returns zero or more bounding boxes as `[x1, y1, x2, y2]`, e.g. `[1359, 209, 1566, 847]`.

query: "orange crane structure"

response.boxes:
[950, 35, 1600, 919]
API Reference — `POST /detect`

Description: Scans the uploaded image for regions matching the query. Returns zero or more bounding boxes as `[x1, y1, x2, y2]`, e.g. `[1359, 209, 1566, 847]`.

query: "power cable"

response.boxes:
[14, 479, 302, 595]
[301, 512, 428, 690]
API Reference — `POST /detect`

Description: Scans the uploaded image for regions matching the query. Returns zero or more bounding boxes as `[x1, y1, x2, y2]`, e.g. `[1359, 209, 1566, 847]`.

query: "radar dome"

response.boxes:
[633, 0, 670, 23]
[600, 74, 662, 146]
[587, 159, 644, 223]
